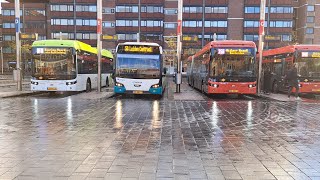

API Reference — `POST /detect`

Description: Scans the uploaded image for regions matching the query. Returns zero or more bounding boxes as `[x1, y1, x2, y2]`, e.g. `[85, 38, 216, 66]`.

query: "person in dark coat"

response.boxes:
[285, 63, 300, 99]
[263, 67, 271, 94]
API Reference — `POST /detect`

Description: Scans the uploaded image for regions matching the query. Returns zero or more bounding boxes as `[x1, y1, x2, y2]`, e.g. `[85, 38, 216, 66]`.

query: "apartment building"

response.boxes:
[0, 0, 319, 71]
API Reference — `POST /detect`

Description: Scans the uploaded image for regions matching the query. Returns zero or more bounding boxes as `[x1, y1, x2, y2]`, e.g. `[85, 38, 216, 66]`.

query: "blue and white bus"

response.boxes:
[114, 42, 166, 95]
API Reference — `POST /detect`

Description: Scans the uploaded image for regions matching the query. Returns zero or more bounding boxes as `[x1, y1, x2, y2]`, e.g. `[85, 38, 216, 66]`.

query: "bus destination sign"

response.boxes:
[217, 48, 252, 55]
[301, 52, 320, 58]
[118, 45, 160, 54]
[34, 48, 71, 55]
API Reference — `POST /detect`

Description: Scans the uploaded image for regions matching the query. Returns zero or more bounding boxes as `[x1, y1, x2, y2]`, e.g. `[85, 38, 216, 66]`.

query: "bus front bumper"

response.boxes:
[114, 86, 163, 95]
[208, 82, 257, 94]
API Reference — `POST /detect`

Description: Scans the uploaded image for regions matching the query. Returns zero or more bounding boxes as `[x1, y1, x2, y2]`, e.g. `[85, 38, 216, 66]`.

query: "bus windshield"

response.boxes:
[31, 47, 76, 80]
[211, 55, 255, 77]
[116, 54, 161, 79]
[296, 57, 320, 78]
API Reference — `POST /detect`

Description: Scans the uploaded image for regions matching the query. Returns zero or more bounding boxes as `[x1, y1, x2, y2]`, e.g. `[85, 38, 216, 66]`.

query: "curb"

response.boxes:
[0, 91, 44, 98]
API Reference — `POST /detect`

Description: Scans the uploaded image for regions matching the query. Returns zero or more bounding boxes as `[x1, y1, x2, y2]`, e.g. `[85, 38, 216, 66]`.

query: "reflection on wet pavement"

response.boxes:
[0, 96, 320, 179]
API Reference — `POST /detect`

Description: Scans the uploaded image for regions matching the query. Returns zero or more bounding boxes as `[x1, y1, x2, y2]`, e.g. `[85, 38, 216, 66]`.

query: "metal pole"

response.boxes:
[266, 0, 271, 50]
[201, 0, 205, 47]
[176, 0, 183, 93]
[74, 0, 76, 40]
[97, 0, 102, 92]
[258, 0, 266, 96]
[1, 47, 3, 74]
[15, 0, 22, 91]
[138, 0, 141, 42]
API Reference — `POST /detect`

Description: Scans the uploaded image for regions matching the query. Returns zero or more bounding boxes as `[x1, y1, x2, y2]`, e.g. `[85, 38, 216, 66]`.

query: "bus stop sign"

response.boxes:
[15, 18, 20, 33]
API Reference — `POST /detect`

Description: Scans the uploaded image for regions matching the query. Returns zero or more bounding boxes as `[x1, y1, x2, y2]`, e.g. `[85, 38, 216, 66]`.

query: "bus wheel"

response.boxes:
[106, 77, 109, 87]
[272, 81, 279, 93]
[86, 79, 92, 93]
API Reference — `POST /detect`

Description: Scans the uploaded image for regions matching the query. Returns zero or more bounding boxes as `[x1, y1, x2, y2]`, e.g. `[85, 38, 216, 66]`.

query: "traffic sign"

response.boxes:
[97, 18, 102, 34]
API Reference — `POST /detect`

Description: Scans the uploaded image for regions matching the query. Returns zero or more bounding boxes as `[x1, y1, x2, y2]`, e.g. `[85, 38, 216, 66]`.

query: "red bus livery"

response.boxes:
[262, 45, 320, 94]
[187, 40, 257, 95]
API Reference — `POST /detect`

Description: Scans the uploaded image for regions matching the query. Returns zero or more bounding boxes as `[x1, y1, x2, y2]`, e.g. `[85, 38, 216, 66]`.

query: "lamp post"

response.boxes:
[15, 0, 22, 91]
[97, 0, 102, 92]
[176, 0, 183, 93]
[258, 0, 266, 96]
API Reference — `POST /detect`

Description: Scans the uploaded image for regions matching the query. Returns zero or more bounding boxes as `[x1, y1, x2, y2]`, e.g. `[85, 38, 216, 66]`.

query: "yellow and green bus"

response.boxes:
[31, 39, 113, 92]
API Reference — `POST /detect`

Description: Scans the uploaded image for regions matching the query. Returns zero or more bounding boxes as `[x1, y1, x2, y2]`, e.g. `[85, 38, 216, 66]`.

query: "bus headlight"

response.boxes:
[66, 81, 77, 85]
[248, 84, 256, 88]
[299, 84, 302, 87]
[116, 82, 124, 87]
[152, 84, 160, 88]
[31, 81, 39, 85]
[212, 84, 219, 88]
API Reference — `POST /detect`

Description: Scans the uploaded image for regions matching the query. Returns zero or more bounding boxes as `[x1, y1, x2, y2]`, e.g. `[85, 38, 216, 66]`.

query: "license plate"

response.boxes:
[312, 89, 320, 92]
[133, 91, 143, 94]
[47, 87, 57, 91]
[229, 90, 238, 93]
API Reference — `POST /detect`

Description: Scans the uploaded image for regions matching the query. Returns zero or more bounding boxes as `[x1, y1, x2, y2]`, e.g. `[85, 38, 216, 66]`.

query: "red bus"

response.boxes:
[262, 45, 320, 94]
[187, 40, 257, 95]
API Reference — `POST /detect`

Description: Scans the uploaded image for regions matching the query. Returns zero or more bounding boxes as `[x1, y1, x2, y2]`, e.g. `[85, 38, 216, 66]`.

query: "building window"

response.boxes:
[244, 35, 259, 41]
[269, 21, 292, 27]
[244, 21, 260, 27]
[199, 34, 227, 41]
[141, 6, 163, 13]
[116, 20, 139, 27]
[281, 34, 292, 41]
[205, 7, 228, 13]
[38, 36, 46, 40]
[269, 7, 293, 13]
[51, 5, 73, 11]
[51, 33, 74, 39]
[24, 9, 46, 16]
[103, 21, 115, 27]
[307, 5, 314, 12]
[164, 9, 177, 15]
[103, 7, 115, 14]
[75, 5, 96, 12]
[183, 6, 202, 13]
[116, 6, 138, 13]
[141, 20, 163, 27]
[204, 21, 227, 27]
[183, 21, 203, 27]
[51, 19, 74, 25]
[3, 47, 14, 53]
[164, 22, 177, 29]
[3, 35, 15, 41]
[117, 34, 137, 40]
[245, 7, 260, 13]
[306, 28, 314, 34]
[3, 23, 15, 28]
[74, 19, 97, 26]
[307, 16, 314, 23]
[2, 9, 23, 16]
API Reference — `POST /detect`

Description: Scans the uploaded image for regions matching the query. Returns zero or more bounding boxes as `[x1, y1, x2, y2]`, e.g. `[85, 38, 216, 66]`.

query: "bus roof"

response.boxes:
[263, 44, 320, 57]
[188, 40, 256, 61]
[32, 40, 113, 59]
[117, 42, 161, 47]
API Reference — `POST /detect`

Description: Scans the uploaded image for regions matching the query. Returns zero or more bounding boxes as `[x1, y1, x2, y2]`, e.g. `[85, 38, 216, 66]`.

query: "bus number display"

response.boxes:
[217, 48, 251, 55]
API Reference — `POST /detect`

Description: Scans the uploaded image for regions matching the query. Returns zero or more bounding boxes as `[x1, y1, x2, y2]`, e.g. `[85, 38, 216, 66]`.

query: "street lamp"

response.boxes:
[176, 0, 183, 93]
[258, 0, 267, 95]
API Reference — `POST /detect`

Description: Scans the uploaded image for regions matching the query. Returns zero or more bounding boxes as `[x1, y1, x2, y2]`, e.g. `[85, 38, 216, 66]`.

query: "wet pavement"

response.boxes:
[1, 82, 320, 180]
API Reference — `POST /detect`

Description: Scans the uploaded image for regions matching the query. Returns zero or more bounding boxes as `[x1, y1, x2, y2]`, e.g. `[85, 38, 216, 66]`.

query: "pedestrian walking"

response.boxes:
[285, 63, 300, 100]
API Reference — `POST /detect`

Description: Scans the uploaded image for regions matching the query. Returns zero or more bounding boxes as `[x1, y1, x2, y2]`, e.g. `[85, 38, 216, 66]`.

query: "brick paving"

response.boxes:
[1, 84, 320, 179]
